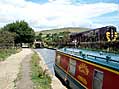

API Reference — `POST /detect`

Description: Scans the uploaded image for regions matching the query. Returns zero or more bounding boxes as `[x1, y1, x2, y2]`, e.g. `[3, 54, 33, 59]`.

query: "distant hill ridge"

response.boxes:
[35, 27, 90, 35]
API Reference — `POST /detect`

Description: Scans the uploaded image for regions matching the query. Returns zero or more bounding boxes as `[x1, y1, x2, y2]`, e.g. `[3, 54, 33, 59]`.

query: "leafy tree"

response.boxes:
[2, 21, 35, 46]
[0, 30, 15, 48]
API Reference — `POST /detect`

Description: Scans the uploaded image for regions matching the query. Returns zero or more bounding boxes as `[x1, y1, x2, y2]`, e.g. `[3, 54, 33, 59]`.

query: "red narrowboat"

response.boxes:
[54, 48, 119, 89]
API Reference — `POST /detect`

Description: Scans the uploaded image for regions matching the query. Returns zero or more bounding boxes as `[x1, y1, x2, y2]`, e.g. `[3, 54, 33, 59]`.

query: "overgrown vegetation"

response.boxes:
[30, 52, 51, 89]
[0, 30, 15, 48]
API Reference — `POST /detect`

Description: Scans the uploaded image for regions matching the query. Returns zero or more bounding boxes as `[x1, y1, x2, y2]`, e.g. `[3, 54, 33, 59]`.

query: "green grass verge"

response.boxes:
[0, 48, 21, 61]
[30, 52, 51, 89]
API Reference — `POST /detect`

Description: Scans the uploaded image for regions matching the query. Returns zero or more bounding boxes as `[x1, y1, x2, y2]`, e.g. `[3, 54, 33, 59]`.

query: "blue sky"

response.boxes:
[27, 0, 48, 4]
[28, 0, 119, 4]
[0, 0, 118, 31]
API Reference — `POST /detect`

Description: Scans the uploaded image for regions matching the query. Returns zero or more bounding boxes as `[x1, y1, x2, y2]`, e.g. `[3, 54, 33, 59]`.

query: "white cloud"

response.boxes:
[0, 0, 118, 31]
[48, 0, 71, 4]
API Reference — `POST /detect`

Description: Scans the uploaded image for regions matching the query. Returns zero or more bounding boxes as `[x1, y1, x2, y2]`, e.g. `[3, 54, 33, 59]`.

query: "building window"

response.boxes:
[69, 59, 76, 76]
[93, 69, 104, 89]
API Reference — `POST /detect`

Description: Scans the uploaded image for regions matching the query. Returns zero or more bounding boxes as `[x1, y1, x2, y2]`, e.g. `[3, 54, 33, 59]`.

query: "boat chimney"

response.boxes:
[106, 56, 111, 62]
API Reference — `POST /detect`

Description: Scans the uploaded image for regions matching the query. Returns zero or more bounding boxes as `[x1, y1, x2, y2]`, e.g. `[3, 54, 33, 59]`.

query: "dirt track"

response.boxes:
[0, 49, 33, 89]
[16, 51, 33, 89]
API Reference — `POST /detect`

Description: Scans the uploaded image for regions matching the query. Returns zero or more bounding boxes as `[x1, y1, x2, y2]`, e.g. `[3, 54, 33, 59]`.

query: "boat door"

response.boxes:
[93, 69, 104, 89]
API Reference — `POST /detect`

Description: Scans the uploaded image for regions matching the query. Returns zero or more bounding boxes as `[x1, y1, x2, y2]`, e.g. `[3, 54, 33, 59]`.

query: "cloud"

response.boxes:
[48, 0, 71, 4]
[0, 0, 118, 31]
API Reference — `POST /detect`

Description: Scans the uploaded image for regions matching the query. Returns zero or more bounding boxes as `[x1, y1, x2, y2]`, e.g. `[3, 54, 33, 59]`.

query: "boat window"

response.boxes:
[69, 59, 76, 76]
[93, 69, 104, 89]
[56, 54, 61, 65]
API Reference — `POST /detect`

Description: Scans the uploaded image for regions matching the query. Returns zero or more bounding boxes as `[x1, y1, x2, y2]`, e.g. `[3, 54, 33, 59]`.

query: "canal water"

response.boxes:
[35, 48, 56, 74]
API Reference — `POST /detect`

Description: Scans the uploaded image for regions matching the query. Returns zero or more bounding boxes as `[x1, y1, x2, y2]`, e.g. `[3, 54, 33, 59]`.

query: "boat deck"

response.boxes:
[58, 48, 119, 71]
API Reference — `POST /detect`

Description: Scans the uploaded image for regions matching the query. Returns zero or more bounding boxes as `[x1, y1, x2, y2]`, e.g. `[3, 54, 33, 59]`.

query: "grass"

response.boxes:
[0, 48, 22, 61]
[35, 27, 89, 35]
[30, 52, 52, 89]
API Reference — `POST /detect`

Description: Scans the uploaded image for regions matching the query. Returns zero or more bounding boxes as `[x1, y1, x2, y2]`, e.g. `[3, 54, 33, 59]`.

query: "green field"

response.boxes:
[35, 27, 89, 35]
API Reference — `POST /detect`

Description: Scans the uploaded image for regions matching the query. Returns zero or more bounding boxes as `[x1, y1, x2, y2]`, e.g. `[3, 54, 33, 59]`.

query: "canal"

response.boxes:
[35, 48, 56, 74]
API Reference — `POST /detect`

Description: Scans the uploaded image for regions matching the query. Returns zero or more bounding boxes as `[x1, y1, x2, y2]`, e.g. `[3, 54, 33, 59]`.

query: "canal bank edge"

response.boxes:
[35, 51, 67, 89]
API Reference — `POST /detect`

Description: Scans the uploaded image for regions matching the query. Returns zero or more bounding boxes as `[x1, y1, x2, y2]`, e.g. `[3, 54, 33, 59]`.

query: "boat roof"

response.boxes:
[57, 48, 119, 71]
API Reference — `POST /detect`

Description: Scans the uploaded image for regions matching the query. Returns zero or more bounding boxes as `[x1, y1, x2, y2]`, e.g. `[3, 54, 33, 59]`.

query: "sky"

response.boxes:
[0, 0, 119, 31]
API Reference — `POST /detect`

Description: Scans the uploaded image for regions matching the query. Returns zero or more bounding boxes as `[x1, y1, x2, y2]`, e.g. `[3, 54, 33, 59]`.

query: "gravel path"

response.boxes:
[16, 52, 33, 89]
[0, 49, 33, 89]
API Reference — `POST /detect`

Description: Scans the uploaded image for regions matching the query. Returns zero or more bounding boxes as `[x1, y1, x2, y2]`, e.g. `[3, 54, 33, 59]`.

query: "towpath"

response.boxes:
[0, 49, 33, 89]
[15, 49, 33, 89]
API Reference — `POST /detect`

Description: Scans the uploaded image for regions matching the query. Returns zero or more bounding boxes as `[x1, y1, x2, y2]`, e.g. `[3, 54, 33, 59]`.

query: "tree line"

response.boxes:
[0, 21, 35, 48]
[35, 31, 71, 48]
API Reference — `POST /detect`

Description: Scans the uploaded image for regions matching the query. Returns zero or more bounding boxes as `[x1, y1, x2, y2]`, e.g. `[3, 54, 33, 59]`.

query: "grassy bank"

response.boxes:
[30, 52, 51, 89]
[0, 48, 21, 61]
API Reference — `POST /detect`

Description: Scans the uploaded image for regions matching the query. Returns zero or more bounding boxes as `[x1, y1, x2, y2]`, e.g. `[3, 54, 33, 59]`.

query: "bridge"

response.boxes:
[34, 40, 44, 48]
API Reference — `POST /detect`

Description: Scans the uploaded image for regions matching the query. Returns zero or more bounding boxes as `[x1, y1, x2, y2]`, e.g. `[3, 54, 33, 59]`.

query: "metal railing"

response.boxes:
[63, 49, 119, 63]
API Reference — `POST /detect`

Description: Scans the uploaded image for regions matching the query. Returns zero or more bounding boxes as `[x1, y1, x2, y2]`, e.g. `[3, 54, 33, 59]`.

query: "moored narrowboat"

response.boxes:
[54, 48, 119, 89]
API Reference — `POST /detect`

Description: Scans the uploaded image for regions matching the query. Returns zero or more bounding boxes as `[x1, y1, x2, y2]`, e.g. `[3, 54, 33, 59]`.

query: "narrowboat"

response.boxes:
[54, 48, 119, 89]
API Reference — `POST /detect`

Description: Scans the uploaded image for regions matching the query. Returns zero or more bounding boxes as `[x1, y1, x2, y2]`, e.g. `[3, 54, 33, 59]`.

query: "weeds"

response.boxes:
[30, 52, 52, 89]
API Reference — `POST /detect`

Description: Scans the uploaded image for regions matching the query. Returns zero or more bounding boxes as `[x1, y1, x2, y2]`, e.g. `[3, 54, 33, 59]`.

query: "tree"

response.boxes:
[36, 33, 43, 41]
[2, 21, 35, 46]
[0, 30, 15, 48]
[42, 31, 70, 47]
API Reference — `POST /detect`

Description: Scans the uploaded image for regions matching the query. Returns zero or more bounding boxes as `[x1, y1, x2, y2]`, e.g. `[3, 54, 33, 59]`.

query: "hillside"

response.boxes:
[35, 27, 90, 35]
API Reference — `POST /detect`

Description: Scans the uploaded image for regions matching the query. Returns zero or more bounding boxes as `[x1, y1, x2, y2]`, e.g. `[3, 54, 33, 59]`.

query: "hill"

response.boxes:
[35, 27, 90, 35]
